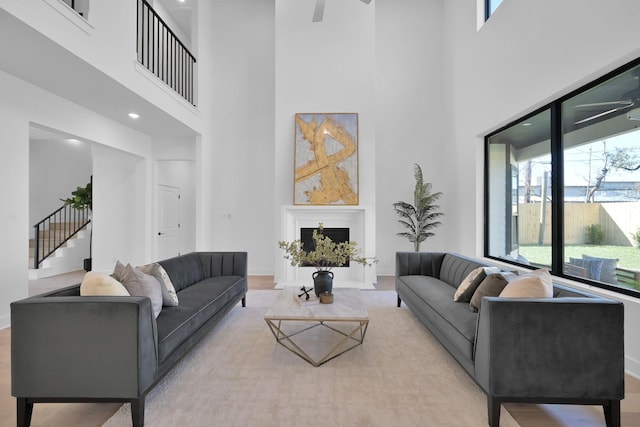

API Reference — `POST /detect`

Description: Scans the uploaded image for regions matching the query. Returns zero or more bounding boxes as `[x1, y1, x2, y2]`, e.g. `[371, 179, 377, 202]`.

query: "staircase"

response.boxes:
[29, 222, 91, 280]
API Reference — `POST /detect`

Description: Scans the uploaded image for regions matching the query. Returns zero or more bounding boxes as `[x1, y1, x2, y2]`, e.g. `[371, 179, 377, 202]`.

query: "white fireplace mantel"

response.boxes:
[277, 205, 376, 286]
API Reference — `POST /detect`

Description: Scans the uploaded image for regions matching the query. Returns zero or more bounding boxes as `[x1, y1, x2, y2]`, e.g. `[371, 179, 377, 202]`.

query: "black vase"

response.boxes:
[312, 270, 334, 297]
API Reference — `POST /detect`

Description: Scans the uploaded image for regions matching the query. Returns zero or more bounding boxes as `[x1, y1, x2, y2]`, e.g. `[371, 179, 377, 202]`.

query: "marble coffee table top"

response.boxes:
[264, 286, 369, 322]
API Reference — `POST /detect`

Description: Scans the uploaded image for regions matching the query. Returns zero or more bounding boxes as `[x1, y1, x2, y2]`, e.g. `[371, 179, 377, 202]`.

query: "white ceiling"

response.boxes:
[0, 8, 199, 142]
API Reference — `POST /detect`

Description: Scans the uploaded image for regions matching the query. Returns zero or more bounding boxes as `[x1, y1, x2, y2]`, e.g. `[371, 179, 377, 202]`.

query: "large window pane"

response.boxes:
[562, 65, 640, 291]
[487, 110, 552, 267]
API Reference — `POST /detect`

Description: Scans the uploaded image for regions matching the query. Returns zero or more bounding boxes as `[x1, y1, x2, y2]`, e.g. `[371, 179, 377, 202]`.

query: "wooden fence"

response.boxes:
[518, 201, 640, 246]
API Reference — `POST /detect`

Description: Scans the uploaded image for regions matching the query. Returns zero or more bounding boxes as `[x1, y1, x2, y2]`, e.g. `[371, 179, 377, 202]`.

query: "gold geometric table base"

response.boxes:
[265, 319, 369, 367]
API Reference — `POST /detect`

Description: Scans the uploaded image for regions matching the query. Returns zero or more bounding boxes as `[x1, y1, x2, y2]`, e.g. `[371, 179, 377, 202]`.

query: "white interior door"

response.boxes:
[157, 185, 180, 260]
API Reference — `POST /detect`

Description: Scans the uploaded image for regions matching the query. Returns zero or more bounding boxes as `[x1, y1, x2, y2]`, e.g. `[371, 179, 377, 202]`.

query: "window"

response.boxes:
[485, 0, 504, 20]
[486, 58, 640, 297]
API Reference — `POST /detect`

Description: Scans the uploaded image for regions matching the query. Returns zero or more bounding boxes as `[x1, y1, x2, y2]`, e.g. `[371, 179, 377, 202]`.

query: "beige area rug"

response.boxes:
[103, 291, 520, 427]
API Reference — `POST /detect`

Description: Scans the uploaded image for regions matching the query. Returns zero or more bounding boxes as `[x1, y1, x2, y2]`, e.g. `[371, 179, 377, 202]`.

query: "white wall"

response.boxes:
[442, 0, 640, 376]
[274, 0, 377, 279]
[197, 0, 276, 274]
[29, 138, 92, 229]
[374, 0, 446, 275]
[0, 69, 153, 327]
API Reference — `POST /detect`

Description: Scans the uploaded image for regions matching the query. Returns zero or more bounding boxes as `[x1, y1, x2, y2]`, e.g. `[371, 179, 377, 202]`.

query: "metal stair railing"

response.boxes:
[32, 205, 90, 269]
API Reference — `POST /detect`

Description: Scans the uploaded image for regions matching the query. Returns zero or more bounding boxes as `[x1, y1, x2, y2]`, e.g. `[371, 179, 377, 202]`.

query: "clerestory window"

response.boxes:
[485, 58, 640, 297]
[485, 0, 504, 20]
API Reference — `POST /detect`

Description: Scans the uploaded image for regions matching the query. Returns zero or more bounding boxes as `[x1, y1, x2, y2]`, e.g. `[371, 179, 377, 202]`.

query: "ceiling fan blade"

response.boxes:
[575, 100, 634, 109]
[574, 104, 633, 125]
[312, 0, 326, 22]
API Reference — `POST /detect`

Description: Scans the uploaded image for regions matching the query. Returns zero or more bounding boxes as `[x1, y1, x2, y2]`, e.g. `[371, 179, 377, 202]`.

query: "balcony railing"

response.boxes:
[136, 0, 196, 105]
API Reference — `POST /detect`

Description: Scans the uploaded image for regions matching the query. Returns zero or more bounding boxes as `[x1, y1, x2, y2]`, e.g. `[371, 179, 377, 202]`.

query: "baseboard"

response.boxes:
[626, 355, 640, 379]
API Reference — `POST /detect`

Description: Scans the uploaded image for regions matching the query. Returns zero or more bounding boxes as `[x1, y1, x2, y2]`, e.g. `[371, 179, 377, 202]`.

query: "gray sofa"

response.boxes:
[11, 251, 247, 427]
[396, 252, 625, 427]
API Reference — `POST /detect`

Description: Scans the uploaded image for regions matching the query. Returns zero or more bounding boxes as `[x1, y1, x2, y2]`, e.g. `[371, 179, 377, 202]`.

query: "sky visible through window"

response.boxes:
[490, 0, 503, 16]
[522, 129, 640, 190]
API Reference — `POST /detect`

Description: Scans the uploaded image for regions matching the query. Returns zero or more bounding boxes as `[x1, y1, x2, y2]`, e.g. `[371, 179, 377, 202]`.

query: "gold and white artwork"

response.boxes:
[294, 113, 359, 205]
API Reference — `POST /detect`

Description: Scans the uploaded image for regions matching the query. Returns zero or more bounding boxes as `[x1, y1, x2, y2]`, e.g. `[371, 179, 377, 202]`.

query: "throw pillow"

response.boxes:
[80, 272, 129, 296]
[499, 268, 553, 298]
[138, 262, 179, 306]
[569, 257, 604, 281]
[112, 260, 126, 282]
[454, 266, 500, 302]
[121, 264, 164, 318]
[469, 273, 509, 312]
[582, 254, 618, 285]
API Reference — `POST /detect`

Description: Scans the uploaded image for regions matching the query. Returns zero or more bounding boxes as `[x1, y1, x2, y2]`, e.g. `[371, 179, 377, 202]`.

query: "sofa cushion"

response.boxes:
[397, 275, 478, 361]
[158, 253, 206, 292]
[156, 276, 245, 363]
[582, 254, 618, 284]
[454, 266, 501, 302]
[120, 264, 163, 318]
[80, 272, 129, 296]
[439, 254, 491, 288]
[500, 268, 553, 299]
[470, 273, 509, 312]
[139, 263, 179, 306]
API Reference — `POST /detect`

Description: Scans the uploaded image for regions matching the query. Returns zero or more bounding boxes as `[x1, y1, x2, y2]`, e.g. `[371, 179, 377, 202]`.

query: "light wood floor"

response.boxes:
[1, 273, 638, 427]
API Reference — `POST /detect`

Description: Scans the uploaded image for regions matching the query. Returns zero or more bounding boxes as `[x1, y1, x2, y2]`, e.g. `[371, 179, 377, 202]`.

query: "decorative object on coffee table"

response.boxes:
[278, 223, 377, 296]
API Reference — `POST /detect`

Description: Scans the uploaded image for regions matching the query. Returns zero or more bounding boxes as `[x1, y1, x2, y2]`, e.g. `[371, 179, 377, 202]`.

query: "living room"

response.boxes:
[1, 0, 640, 425]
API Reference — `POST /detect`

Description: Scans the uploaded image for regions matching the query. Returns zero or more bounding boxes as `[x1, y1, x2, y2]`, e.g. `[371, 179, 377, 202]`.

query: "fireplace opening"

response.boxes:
[300, 227, 350, 267]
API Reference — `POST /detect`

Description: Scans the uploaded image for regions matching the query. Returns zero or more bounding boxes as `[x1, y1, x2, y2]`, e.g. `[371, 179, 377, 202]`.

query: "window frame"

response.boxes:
[484, 56, 640, 298]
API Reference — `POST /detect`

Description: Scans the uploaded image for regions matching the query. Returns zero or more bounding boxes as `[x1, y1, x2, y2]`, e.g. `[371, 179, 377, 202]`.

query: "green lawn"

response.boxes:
[519, 244, 640, 270]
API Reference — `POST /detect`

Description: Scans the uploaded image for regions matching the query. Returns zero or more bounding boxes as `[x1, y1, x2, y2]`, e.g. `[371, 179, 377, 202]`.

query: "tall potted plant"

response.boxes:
[278, 223, 377, 297]
[61, 180, 92, 271]
[393, 164, 444, 252]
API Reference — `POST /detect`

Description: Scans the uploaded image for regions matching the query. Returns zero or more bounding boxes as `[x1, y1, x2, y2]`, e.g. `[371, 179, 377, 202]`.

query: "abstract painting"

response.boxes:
[294, 113, 359, 205]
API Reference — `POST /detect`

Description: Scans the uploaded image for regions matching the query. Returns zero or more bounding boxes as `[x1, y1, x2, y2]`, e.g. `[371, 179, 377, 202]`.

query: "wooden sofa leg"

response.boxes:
[131, 398, 145, 427]
[17, 398, 33, 427]
[242, 295, 246, 307]
[397, 295, 402, 307]
[603, 399, 621, 427]
[487, 396, 501, 427]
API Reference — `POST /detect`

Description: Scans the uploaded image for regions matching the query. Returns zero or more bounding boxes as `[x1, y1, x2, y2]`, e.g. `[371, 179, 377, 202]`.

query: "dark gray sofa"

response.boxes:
[11, 251, 247, 427]
[396, 252, 625, 427]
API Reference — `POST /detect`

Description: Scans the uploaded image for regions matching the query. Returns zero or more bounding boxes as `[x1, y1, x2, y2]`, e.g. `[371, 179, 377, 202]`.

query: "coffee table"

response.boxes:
[264, 287, 369, 367]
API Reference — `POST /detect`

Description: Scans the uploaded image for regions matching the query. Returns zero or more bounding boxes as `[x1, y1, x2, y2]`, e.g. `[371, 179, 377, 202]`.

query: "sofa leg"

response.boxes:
[16, 398, 33, 427]
[397, 295, 402, 307]
[487, 396, 501, 427]
[603, 399, 621, 427]
[131, 398, 145, 427]
[242, 295, 246, 307]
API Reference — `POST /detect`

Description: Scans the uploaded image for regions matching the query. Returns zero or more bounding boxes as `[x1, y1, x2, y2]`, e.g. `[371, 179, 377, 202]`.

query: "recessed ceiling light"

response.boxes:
[522, 122, 532, 126]
[65, 138, 81, 144]
[128, 112, 140, 119]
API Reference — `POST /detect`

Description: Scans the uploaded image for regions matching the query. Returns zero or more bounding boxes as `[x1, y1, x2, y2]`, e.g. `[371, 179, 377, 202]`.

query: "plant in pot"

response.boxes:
[278, 223, 377, 298]
[393, 163, 444, 252]
[60, 180, 92, 271]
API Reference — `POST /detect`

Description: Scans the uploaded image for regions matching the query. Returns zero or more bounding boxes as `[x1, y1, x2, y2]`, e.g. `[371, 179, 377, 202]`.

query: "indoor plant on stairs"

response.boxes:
[60, 180, 92, 271]
[278, 223, 377, 297]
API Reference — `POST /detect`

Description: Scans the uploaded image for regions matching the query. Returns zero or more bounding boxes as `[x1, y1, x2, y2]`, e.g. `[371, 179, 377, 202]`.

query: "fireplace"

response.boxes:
[278, 205, 375, 285]
[300, 227, 350, 267]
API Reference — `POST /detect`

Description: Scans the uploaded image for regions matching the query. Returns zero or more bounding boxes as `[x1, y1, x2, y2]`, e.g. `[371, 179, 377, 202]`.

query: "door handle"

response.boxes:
[158, 232, 165, 236]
